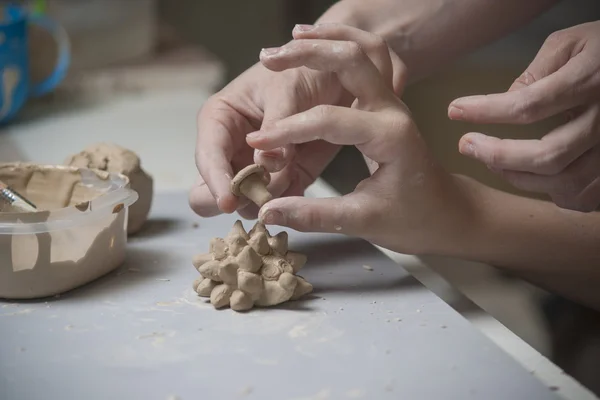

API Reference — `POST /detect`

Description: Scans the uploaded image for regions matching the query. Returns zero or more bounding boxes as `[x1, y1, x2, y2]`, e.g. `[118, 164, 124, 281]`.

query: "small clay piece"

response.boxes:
[230, 164, 272, 207]
[64, 143, 153, 235]
[192, 220, 313, 311]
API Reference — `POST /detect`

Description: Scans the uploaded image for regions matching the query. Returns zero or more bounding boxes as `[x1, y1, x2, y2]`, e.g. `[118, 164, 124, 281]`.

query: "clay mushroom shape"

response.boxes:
[230, 164, 272, 207]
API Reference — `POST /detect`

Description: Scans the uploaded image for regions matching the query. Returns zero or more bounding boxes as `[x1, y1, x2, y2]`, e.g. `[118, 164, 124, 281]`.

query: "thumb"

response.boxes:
[258, 196, 364, 235]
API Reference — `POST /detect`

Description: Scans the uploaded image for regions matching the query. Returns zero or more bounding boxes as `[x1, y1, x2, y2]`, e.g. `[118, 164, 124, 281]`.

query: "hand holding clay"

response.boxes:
[247, 24, 478, 256]
[192, 220, 312, 311]
[449, 21, 600, 212]
[189, 24, 407, 220]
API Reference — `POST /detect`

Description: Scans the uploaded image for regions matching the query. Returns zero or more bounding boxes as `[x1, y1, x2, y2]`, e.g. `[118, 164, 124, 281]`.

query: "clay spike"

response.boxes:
[249, 232, 270, 255]
[218, 261, 239, 286]
[192, 253, 212, 271]
[286, 251, 307, 273]
[196, 278, 218, 297]
[198, 260, 222, 281]
[230, 290, 253, 311]
[291, 276, 313, 300]
[228, 234, 248, 257]
[236, 245, 263, 273]
[229, 220, 250, 241]
[209, 237, 229, 260]
[210, 284, 234, 308]
[249, 221, 270, 238]
[268, 231, 288, 255]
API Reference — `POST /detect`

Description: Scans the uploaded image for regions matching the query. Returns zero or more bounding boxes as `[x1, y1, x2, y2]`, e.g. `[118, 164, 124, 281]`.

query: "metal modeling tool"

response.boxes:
[0, 180, 38, 212]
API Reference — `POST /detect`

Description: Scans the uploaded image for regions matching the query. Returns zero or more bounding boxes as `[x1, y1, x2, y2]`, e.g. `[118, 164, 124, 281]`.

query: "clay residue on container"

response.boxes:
[64, 143, 153, 235]
[0, 164, 129, 299]
[0, 163, 104, 211]
[0, 211, 127, 299]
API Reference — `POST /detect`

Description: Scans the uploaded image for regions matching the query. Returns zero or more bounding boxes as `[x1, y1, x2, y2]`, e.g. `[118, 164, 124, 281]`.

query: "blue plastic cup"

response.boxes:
[0, 4, 70, 124]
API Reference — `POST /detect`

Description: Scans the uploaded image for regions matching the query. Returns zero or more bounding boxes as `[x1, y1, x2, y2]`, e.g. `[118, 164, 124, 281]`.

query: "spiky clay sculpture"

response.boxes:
[192, 220, 313, 311]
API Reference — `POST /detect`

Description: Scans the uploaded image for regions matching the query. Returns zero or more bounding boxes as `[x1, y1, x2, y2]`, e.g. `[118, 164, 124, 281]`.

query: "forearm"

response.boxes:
[317, 0, 558, 82]
[454, 175, 600, 310]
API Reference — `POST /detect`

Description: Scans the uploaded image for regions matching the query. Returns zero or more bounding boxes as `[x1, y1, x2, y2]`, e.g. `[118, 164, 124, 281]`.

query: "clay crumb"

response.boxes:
[112, 203, 124, 214]
[156, 279, 170, 282]
[549, 386, 559, 392]
[395, 318, 402, 322]
[441, 325, 447, 329]
[362, 265, 373, 271]
[75, 201, 90, 212]
[192, 222, 199, 229]
[238, 386, 254, 396]
[18, 347, 26, 352]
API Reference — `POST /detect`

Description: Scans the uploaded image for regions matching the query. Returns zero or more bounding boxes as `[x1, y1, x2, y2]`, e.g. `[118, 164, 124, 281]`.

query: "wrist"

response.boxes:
[424, 174, 488, 258]
[315, 1, 365, 28]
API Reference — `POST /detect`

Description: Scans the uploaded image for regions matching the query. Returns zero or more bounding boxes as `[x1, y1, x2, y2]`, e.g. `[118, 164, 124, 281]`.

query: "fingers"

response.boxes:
[292, 23, 394, 90]
[459, 104, 600, 174]
[574, 178, 600, 212]
[256, 88, 300, 173]
[258, 194, 370, 235]
[231, 164, 303, 220]
[189, 178, 222, 217]
[497, 145, 600, 196]
[260, 39, 394, 108]
[195, 99, 253, 214]
[449, 49, 595, 125]
[507, 30, 577, 91]
[246, 105, 409, 165]
[254, 147, 295, 172]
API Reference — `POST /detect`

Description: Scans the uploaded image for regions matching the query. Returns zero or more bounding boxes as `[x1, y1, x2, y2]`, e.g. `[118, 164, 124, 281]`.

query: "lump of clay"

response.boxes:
[192, 220, 313, 311]
[230, 164, 272, 207]
[64, 143, 153, 235]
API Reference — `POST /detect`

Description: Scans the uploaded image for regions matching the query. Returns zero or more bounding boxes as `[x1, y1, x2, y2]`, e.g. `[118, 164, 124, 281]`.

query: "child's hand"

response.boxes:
[247, 24, 477, 255]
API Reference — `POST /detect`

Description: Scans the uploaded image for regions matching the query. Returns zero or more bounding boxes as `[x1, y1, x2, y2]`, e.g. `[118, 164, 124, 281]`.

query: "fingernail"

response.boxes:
[260, 208, 285, 225]
[459, 138, 476, 156]
[294, 24, 314, 32]
[448, 106, 464, 120]
[246, 131, 262, 140]
[261, 47, 281, 57]
[263, 147, 285, 159]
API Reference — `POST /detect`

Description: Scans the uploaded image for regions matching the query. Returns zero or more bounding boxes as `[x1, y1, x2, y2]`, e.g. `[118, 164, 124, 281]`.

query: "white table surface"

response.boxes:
[0, 191, 563, 400]
[0, 86, 596, 400]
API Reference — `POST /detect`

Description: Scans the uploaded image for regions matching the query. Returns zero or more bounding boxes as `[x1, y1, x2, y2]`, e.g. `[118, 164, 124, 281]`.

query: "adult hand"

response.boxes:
[248, 24, 476, 255]
[448, 21, 600, 212]
[190, 25, 406, 219]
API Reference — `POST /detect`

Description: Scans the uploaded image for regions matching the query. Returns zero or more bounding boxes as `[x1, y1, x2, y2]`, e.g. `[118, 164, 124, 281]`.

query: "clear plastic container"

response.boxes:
[0, 163, 138, 299]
